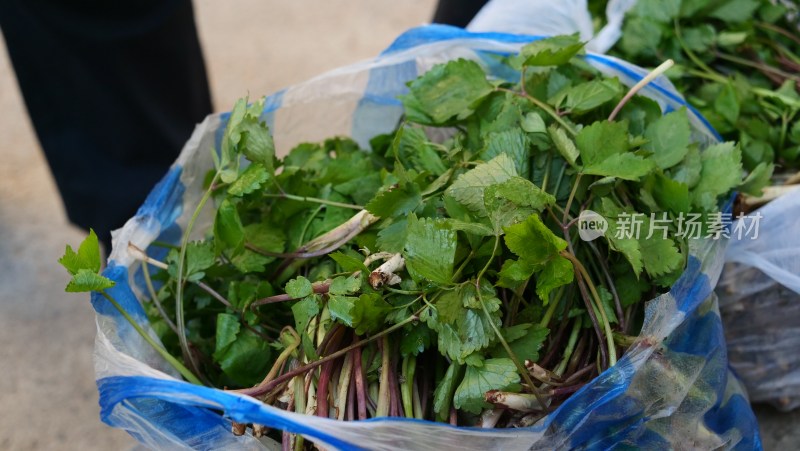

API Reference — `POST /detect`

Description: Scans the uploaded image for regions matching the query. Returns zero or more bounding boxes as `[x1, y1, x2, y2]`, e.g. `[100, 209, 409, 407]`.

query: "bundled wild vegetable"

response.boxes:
[589, 0, 799, 207]
[61, 35, 751, 444]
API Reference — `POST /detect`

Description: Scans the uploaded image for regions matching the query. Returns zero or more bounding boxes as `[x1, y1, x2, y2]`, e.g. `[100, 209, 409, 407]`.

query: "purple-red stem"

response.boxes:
[353, 343, 368, 420]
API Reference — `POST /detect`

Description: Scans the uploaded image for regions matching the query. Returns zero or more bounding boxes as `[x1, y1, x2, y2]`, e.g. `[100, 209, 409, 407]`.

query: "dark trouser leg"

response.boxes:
[0, 0, 212, 248]
[432, 0, 490, 28]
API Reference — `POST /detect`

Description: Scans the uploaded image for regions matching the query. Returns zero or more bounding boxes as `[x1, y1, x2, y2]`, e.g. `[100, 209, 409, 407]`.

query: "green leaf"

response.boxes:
[446, 153, 518, 216]
[177, 241, 213, 281]
[578, 120, 654, 180]
[521, 112, 546, 134]
[228, 163, 269, 196]
[65, 269, 116, 292]
[504, 214, 567, 265]
[433, 362, 463, 421]
[329, 274, 361, 295]
[292, 295, 320, 334]
[215, 313, 241, 353]
[446, 219, 494, 237]
[691, 142, 743, 209]
[328, 294, 357, 327]
[329, 251, 369, 274]
[710, 0, 760, 22]
[518, 35, 585, 67]
[493, 324, 549, 363]
[644, 109, 691, 170]
[285, 276, 313, 299]
[400, 324, 433, 357]
[598, 198, 643, 276]
[651, 172, 690, 215]
[671, 145, 702, 188]
[481, 129, 530, 177]
[365, 185, 421, 218]
[453, 358, 520, 414]
[496, 259, 537, 288]
[352, 293, 391, 335]
[639, 233, 683, 279]
[402, 59, 494, 123]
[435, 289, 466, 324]
[403, 215, 457, 285]
[213, 328, 272, 387]
[484, 177, 555, 232]
[536, 256, 574, 303]
[714, 83, 740, 125]
[214, 198, 245, 254]
[376, 219, 409, 254]
[739, 162, 773, 197]
[237, 115, 276, 173]
[548, 125, 579, 167]
[59, 229, 102, 275]
[561, 79, 622, 113]
[631, 0, 681, 23]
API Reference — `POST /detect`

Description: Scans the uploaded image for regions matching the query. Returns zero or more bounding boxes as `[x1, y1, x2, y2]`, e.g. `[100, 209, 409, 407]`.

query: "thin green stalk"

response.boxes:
[140, 257, 178, 334]
[563, 174, 583, 223]
[262, 193, 363, 210]
[539, 286, 565, 329]
[401, 355, 416, 419]
[475, 238, 547, 409]
[100, 291, 202, 385]
[561, 251, 617, 366]
[554, 319, 581, 377]
[175, 171, 221, 379]
[375, 336, 391, 417]
[714, 52, 800, 84]
[496, 87, 578, 136]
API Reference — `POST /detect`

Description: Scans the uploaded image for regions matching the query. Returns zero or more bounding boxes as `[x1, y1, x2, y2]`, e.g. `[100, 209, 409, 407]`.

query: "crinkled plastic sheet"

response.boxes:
[719, 189, 800, 412]
[93, 25, 761, 450]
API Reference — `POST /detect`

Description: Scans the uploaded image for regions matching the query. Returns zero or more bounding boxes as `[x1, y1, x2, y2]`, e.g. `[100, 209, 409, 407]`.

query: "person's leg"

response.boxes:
[0, 0, 212, 248]
[432, 0, 489, 27]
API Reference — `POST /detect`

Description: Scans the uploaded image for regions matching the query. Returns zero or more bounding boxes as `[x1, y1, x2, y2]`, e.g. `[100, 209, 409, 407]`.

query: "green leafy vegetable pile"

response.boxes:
[61, 35, 750, 442]
[589, 0, 799, 207]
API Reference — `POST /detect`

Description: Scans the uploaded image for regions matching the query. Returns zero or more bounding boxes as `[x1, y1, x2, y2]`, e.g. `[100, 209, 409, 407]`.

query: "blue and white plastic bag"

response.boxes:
[93, 25, 761, 450]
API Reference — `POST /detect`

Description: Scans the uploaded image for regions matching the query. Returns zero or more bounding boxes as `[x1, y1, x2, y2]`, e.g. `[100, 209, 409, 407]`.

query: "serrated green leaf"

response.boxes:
[329, 274, 361, 295]
[214, 198, 245, 255]
[598, 198, 643, 276]
[453, 358, 520, 414]
[215, 313, 241, 353]
[403, 215, 457, 285]
[504, 214, 567, 265]
[640, 234, 683, 278]
[213, 328, 272, 387]
[651, 172, 690, 214]
[329, 251, 369, 273]
[644, 109, 691, 170]
[691, 142, 742, 209]
[376, 219, 409, 253]
[400, 324, 433, 357]
[365, 185, 421, 218]
[59, 229, 102, 275]
[496, 259, 537, 288]
[352, 293, 391, 335]
[578, 120, 654, 180]
[521, 112, 546, 134]
[184, 241, 216, 282]
[433, 362, 463, 421]
[446, 219, 494, 237]
[237, 115, 275, 173]
[228, 163, 269, 196]
[561, 79, 622, 113]
[710, 0, 760, 22]
[518, 35, 585, 67]
[285, 276, 313, 299]
[536, 256, 574, 303]
[583, 153, 655, 181]
[481, 129, 531, 177]
[65, 269, 116, 292]
[434, 289, 465, 325]
[328, 294, 357, 327]
[446, 153, 518, 216]
[739, 162, 773, 197]
[292, 295, 320, 334]
[671, 144, 702, 188]
[631, 0, 681, 23]
[493, 323, 549, 363]
[402, 59, 494, 124]
[548, 125, 579, 167]
[714, 83, 740, 125]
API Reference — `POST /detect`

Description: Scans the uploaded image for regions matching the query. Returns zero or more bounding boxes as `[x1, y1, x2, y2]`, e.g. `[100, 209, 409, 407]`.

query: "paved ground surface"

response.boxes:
[0, 1, 797, 449]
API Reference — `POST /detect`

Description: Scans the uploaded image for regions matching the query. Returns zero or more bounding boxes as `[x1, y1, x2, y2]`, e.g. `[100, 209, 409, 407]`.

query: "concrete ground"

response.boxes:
[0, 1, 796, 450]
